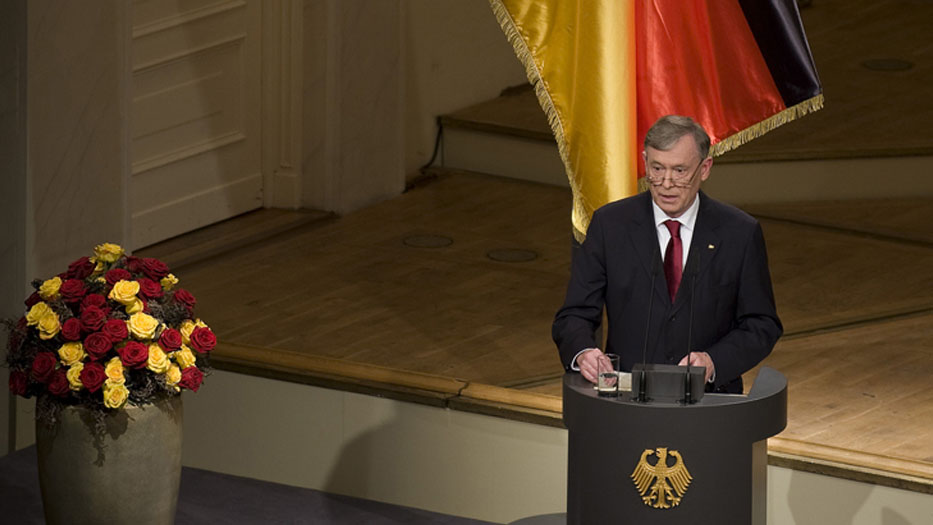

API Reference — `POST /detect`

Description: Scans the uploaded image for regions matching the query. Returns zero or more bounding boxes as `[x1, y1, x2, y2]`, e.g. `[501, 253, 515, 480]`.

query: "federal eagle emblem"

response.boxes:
[630, 447, 692, 509]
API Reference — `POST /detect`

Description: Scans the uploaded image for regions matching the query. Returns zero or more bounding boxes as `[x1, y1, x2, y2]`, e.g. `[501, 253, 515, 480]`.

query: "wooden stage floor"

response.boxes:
[141, 172, 933, 489]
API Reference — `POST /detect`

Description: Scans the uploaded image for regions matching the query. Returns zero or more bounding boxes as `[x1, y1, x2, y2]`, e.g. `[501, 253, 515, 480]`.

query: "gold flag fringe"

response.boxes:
[710, 94, 825, 157]
[488, 0, 589, 241]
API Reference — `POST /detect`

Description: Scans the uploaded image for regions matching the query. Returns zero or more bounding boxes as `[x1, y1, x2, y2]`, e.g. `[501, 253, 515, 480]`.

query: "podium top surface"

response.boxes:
[563, 367, 787, 442]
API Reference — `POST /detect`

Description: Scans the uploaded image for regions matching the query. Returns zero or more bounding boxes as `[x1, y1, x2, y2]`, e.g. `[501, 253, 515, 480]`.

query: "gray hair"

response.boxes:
[644, 115, 711, 159]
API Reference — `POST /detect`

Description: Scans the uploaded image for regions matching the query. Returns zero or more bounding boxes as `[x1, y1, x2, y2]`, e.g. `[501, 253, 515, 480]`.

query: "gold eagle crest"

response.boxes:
[630, 447, 692, 509]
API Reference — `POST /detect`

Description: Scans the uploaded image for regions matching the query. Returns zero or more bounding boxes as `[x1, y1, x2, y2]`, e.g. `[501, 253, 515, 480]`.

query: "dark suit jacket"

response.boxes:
[552, 191, 782, 393]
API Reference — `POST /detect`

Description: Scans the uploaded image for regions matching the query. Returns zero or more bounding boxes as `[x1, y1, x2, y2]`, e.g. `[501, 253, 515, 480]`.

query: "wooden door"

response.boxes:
[130, 0, 262, 249]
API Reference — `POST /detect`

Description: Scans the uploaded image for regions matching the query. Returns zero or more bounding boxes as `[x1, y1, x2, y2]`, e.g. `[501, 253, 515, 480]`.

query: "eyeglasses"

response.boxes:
[644, 160, 704, 188]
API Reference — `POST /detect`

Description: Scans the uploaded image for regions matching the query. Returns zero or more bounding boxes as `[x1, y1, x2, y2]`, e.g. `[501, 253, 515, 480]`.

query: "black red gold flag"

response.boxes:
[490, 0, 823, 239]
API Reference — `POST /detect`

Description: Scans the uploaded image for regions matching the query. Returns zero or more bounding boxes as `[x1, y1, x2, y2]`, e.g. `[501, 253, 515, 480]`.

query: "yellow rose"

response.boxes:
[173, 345, 197, 369]
[26, 302, 52, 326]
[127, 312, 159, 340]
[38, 311, 61, 340]
[103, 383, 129, 409]
[105, 357, 125, 384]
[109, 280, 140, 306]
[58, 342, 86, 366]
[125, 298, 145, 315]
[39, 277, 62, 300]
[165, 364, 182, 391]
[67, 363, 84, 391]
[93, 243, 124, 264]
[179, 319, 195, 344]
[160, 274, 178, 290]
[195, 318, 208, 329]
[147, 344, 170, 374]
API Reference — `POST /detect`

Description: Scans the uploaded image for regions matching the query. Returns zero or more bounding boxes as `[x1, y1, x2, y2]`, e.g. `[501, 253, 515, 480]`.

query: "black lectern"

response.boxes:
[562, 367, 786, 525]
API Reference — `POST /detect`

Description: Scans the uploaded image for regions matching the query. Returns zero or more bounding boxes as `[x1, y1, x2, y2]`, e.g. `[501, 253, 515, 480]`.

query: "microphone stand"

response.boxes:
[636, 244, 661, 403]
[681, 256, 699, 405]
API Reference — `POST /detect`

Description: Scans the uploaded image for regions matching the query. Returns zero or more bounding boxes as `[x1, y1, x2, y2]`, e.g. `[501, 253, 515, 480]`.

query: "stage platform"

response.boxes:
[131, 0, 933, 496]
[138, 170, 933, 495]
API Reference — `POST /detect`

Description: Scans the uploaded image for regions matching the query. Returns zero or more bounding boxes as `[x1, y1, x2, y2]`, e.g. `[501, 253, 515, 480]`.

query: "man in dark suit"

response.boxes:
[552, 115, 782, 394]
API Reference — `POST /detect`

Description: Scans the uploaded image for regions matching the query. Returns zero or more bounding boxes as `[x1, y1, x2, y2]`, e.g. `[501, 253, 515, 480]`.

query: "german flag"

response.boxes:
[490, 0, 822, 239]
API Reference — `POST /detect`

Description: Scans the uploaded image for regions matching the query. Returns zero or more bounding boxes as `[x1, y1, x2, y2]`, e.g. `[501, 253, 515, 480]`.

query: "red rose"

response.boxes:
[9, 370, 28, 396]
[105, 268, 132, 287]
[159, 328, 182, 351]
[25, 292, 41, 308]
[65, 256, 96, 280]
[60, 278, 88, 303]
[31, 352, 58, 383]
[61, 318, 84, 341]
[189, 327, 217, 353]
[137, 278, 163, 299]
[173, 289, 196, 309]
[81, 294, 108, 312]
[179, 366, 204, 392]
[101, 319, 129, 343]
[84, 332, 113, 360]
[140, 258, 170, 280]
[118, 341, 149, 369]
[124, 256, 142, 273]
[47, 370, 70, 397]
[79, 362, 106, 392]
[80, 306, 107, 332]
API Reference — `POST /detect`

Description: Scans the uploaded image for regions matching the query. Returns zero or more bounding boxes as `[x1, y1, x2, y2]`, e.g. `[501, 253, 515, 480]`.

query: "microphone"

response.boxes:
[636, 242, 661, 403]
[681, 252, 700, 405]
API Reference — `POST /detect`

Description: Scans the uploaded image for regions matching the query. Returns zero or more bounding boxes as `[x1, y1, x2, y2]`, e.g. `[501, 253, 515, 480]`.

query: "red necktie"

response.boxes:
[663, 220, 682, 302]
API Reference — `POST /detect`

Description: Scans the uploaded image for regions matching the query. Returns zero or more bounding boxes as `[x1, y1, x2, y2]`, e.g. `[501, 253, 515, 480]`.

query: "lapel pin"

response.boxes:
[708, 244, 715, 250]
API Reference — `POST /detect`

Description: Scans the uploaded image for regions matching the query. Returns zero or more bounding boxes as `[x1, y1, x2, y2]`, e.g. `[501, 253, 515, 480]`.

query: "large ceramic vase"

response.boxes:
[35, 395, 183, 525]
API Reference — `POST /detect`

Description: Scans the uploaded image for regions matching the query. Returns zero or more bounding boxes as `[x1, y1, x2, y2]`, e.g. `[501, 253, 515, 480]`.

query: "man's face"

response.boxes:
[644, 134, 712, 218]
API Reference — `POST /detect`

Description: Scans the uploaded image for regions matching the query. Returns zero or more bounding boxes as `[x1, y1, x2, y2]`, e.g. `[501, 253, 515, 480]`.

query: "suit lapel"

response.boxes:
[629, 193, 670, 306]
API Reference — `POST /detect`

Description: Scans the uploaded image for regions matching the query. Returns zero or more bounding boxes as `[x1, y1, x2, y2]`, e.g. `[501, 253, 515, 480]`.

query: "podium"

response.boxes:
[562, 367, 786, 525]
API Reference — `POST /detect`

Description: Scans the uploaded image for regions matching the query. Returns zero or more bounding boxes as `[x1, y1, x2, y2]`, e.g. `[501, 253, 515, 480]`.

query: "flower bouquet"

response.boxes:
[5, 242, 215, 427]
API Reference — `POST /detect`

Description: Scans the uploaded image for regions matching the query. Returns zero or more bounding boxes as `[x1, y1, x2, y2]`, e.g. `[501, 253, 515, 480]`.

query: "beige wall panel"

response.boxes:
[705, 156, 933, 204]
[131, 0, 261, 249]
[27, 0, 130, 277]
[402, 0, 528, 178]
[182, 370, 569, 523]
[0, 0, 27, 455]
[132, 0, 228, 27]
[301, 0, 405, 214]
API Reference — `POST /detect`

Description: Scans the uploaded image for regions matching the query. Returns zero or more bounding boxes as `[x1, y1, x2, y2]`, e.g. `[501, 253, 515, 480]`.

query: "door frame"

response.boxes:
[261, 0, 304, 209]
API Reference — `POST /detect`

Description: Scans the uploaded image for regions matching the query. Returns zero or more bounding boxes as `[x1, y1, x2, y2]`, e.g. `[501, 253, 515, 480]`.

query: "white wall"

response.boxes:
[705, 156, 933, 204]
[299, 0, 528, 213]
[769, 466, 933, 525]
[0, 0, 26, 455]
[402, 0, 528, 178]
[301, 0, 406, 214]
[26, 0, 131, 277]
[1, 0, 131, 456]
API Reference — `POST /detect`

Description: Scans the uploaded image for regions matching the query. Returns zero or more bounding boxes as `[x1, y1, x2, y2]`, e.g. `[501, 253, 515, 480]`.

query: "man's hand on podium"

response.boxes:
[679, 351, 715, 383]
[576, 348, 611, 384]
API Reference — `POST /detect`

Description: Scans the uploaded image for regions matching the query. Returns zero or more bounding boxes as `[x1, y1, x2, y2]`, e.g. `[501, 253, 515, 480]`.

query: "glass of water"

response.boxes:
[597, 353, 620, 397]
